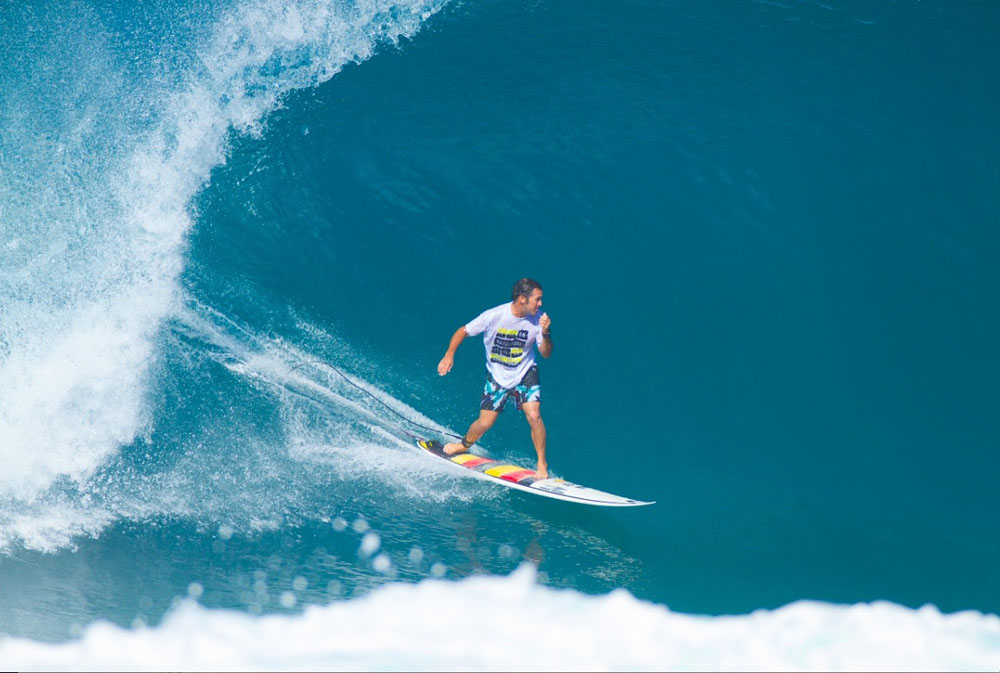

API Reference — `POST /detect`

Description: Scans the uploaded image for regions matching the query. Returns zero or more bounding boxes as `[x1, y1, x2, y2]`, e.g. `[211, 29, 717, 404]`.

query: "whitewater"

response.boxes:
[0, 565, 997, 671]
[0, 0, 447, 552]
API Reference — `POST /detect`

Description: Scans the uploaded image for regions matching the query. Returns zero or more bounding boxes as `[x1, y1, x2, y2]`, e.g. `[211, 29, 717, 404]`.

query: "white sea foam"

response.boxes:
[179, 301, 493, 505]
[0, 566, 997, 671]
[0, 0, 447, 551]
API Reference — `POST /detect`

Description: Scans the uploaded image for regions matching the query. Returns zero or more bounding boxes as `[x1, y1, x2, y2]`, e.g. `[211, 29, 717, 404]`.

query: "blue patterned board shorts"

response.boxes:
[480, 365, 541, 412]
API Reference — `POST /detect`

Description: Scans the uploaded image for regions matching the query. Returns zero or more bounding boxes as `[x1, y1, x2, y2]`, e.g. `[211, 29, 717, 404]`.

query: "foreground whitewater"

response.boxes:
[1, 566, 997, 671]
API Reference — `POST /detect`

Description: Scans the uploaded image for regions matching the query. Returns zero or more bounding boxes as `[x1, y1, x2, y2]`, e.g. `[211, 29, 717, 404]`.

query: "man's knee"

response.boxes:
[522, 404, 543, 426]
[478, 411, 499, 429]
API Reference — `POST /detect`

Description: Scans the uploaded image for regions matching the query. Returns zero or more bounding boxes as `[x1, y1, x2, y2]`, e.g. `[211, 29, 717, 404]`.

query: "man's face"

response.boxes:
[524, 288, 543, 315]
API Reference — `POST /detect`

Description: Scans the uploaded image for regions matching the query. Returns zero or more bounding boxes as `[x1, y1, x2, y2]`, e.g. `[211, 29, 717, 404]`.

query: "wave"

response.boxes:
[0, 0, 448, 551]
[0, 297, 487, 554]
[1, 566, 997, 671]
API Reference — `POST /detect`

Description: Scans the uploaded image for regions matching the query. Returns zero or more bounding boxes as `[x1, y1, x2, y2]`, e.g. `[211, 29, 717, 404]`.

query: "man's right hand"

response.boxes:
[438, 327, 468, 376]
[437, 355, 454, 376]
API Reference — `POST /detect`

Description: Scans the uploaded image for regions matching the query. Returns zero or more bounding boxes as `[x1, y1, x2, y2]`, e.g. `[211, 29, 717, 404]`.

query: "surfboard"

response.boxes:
[415, 439, 654, 507]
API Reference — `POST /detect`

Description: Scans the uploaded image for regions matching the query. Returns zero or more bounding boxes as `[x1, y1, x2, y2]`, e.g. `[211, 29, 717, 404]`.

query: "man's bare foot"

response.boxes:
[535, 463, 549, 479]
[443, 442, 468, 455]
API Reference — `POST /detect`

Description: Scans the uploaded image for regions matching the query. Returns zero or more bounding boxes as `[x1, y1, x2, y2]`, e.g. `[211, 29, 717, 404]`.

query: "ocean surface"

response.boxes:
[1, 0, 999, 668]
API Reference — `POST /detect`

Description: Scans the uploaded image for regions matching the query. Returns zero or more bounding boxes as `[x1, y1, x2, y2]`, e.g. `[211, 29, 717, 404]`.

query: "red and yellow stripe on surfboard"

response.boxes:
[418, 440, 538, 485]
[484, 464, 538, 483]
[450, 453, 493, 469]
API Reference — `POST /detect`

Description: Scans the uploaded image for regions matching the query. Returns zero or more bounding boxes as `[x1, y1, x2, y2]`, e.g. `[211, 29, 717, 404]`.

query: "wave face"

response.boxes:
[1, 568, 999, 671]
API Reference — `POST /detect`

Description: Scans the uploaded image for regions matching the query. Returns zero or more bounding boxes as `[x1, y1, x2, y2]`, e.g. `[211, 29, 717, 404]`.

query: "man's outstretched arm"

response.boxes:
[437, 326, 468, 375]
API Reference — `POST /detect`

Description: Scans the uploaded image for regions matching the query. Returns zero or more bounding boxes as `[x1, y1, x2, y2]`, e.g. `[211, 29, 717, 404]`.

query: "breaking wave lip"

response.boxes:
[0, 0, 449, 552]
[0, 565, 998, 671]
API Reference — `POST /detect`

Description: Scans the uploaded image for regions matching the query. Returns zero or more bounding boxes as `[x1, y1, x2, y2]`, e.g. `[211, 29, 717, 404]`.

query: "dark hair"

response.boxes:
[511, 278, 542, 301]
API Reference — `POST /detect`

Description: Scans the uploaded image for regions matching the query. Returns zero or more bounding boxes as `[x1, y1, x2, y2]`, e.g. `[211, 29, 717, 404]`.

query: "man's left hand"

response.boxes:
[540, 312, 551, 335]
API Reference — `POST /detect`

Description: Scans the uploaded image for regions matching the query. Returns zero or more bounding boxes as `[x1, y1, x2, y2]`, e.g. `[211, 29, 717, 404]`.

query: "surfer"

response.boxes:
[437, 278, 553, 479]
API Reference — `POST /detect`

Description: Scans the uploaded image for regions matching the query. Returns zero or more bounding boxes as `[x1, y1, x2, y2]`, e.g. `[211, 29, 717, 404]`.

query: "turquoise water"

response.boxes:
[1, 0, 998, 652]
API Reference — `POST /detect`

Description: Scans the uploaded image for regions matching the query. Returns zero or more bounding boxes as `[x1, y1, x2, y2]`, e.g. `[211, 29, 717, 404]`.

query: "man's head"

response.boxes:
[511, 278, 543, 315]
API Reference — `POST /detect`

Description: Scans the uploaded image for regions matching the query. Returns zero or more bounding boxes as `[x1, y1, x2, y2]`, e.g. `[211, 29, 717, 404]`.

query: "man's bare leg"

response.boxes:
[443, 409, 498, 455]
[521, 401, 548, 479]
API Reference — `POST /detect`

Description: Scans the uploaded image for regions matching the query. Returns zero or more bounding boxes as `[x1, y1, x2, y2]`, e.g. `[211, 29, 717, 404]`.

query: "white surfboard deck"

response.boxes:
[416, 439, 653, 507]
